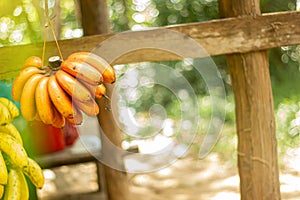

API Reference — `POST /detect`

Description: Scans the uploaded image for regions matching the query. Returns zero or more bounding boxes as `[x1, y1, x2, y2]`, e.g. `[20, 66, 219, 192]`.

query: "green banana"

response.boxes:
[0, 98, 19, 120]
[0, 123, 23, 145]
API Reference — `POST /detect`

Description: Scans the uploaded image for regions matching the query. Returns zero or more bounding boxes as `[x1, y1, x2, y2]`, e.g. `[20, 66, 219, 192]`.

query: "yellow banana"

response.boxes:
[48, 75, 83, 125]
[22, 56, 43, 69]
[0, 184, 4, 199]
[35, 76, 56, 125]
[17, 171, 29, 200]
[22, 158, 44, 189]
[67, 52, 116, 83]
[0, 152, 8, 185]
[0, 101, 12, 125]
[3, 169, 22, 200]
[52, 106, 66, 128]
[12, 67, 45, 102]
[0, 123, 23, 145]
[74, 98, 99, 116]
[60, 60, 103, 85]
[20, 74, 44, 121]
[55, 70, 93, 103]
[81, 81, 107, 99]
[0, 133, 28, 169]
[34, 111, 42, 122]
[0, 98, 19, 119]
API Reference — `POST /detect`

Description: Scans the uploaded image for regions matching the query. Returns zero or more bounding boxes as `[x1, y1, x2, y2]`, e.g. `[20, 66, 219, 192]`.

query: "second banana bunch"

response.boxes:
[0, 97, 44, 199]
[12, 52, 116, 128]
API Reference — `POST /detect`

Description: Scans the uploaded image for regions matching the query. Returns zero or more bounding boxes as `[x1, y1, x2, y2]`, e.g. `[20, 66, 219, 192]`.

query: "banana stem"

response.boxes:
[43, 0, 64, 62]
[41, 0, 49, 67]
[48, 56, 62, 71]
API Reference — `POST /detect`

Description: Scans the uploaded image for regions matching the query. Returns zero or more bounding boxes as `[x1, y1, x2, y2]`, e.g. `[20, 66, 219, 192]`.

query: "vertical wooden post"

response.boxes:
[78, 1, 130, 200]
[218, 0, 281, 199]
[97, 85, 131, 200]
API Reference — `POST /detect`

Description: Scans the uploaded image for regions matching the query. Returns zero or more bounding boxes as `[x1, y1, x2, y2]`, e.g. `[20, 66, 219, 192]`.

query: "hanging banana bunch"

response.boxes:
[11, 52, 115, 127]
[10, 0, 116, 128]
[0, 97, 45, 199]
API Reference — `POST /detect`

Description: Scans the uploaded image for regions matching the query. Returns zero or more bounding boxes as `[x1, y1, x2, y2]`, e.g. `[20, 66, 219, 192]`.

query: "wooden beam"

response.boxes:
[1, 11, 300, 80]
[219, 0, 281, 200]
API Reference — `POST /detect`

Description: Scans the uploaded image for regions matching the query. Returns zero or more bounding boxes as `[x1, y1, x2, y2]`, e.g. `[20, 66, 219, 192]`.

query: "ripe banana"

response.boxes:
[82, 82, 107, 99]
[0, 101, 12, 125]
[66, 105, 83, 125]
[48, 75, 83, 125]
[34, 111, 42, 122]
[74, 98, 99, 116]
[22, 56, 43, 69]
[3, 169, 22, 200]
[22, 158, 44, 189]
[95, 84, 107, 99]
[17, 170, 29, 200]
[56, 70, 93, 102]
[60, 60, 103, 85]
[52, 107, 66, 128]
[0, 123, 23, 145]
[0, 152, 8, 185]
[11, 67, 45, 102]
[0, 98, 19, 120]
[20, 74, 44, 121]
[0, 133, 28, 169]
[67, 52, 116, 83]
[35, 76, 56, 125]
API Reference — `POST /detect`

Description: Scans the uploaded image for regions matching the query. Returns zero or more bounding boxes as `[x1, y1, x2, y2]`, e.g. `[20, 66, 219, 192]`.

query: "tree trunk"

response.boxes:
[79, 1, 130, 200]
[218, 0, 281, 200]
[79, 0, 110, 36]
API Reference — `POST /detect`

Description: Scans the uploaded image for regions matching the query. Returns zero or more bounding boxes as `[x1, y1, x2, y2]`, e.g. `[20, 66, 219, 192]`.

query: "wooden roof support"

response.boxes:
[219, 0, 281, 199]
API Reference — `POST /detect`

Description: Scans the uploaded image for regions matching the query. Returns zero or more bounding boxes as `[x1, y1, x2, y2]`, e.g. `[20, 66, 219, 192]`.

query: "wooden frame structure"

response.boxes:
[0, 0, 298, 199]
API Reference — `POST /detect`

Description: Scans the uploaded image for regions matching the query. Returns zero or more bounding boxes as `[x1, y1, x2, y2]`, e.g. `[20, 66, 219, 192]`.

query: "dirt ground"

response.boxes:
[37, 151, 300, 200]
[36, 118, 300, 199]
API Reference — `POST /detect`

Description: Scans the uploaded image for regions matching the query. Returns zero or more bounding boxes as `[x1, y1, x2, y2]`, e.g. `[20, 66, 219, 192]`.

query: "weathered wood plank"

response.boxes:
[1, 11, 300, 80]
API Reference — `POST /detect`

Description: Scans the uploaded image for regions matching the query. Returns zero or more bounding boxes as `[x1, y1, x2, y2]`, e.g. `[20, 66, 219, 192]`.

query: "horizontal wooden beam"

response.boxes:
[1, 11, 300, 80]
